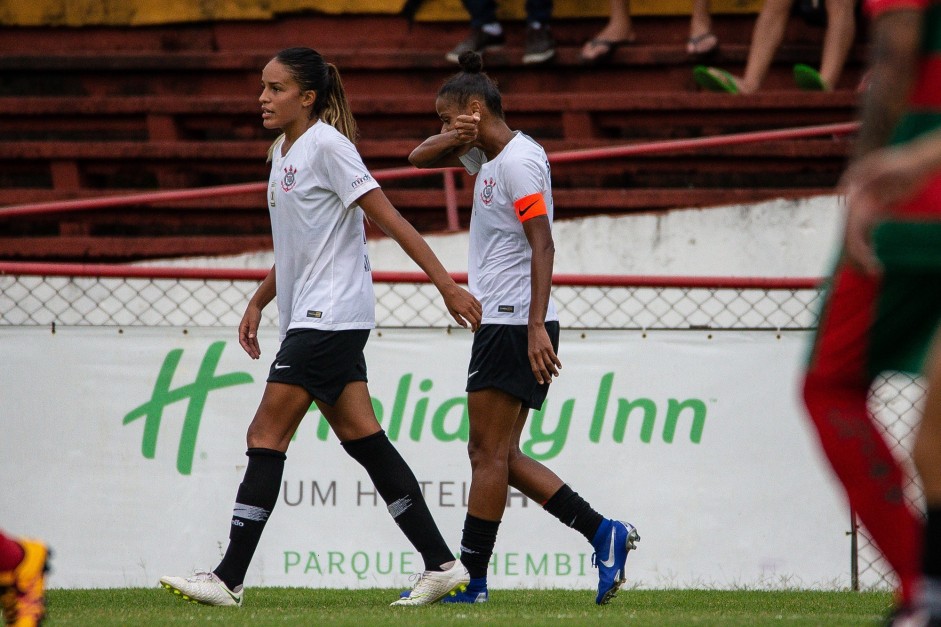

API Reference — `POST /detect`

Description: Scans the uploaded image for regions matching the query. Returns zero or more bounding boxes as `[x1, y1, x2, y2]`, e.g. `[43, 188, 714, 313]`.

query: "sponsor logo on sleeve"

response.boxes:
[351, 173, 373, 190]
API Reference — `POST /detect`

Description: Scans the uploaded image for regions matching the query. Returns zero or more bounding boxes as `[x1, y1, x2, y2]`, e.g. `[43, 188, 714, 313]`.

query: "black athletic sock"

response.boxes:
[458, 513, 500, 580]
[213, 447, 286, 589]
[543, 484, 605, 543]
[925, 507, 941, 577]
[341, 430, 454, 570]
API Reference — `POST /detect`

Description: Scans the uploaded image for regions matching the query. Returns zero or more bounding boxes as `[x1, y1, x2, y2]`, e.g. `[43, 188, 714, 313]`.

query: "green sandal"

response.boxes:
[692, 66, 739, 94]
[793, 64, 828, 91]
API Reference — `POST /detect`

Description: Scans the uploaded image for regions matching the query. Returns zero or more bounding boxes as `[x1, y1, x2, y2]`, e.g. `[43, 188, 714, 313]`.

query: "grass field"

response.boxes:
[46, 588, 894, 626]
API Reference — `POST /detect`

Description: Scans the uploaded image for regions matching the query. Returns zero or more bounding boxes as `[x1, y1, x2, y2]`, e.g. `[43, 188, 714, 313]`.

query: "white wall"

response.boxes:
[150, 195, 845, 277]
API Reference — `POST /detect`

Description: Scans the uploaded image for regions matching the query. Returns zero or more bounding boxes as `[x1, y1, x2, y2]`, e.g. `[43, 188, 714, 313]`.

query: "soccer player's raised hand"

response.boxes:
[451, 112, 480, 145]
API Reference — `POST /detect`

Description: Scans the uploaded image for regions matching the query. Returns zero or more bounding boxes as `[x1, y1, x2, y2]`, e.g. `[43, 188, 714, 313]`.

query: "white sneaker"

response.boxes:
[159, 571, 243, 607]
[390, 560, 469, 606]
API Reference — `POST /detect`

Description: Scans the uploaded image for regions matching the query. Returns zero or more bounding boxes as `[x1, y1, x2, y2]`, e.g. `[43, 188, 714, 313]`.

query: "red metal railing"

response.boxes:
[547, 121, 858, 164]
[0, 121, 860, 232]
[0, 261, 823, 289]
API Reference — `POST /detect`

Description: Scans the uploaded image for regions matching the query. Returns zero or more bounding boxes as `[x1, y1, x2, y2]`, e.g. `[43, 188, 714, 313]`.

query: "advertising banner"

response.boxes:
[1, 326, 852, 590]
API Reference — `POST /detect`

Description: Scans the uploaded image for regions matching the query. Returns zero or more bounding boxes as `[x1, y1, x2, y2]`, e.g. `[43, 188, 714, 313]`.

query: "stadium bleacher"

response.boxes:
[0, 5, 865, 261]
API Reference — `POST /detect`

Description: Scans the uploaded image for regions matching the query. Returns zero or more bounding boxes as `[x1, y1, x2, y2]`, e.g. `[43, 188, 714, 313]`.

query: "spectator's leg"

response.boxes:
[462, 0, 497, 28]
[526, 0, 553, 26]
[688, 0, 717, 56]
[818, 0, 856, 90]
[738, 0, 794, 93]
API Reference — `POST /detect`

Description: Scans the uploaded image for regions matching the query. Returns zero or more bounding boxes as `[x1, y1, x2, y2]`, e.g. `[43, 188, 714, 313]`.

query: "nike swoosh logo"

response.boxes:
[518, 199, 539, 217]
[274, 363, 290, 370]
[468, 370, 479, 378]
[223, 587, 242, 603]
[599, 527, 617, 568]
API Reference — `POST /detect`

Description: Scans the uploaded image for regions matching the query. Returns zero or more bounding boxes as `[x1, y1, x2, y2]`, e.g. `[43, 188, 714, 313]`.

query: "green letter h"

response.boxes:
[123, 341, 253, 475]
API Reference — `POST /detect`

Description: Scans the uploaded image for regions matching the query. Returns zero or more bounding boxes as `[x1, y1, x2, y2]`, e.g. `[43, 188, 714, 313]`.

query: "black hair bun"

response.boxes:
[458, 51, 484, 73]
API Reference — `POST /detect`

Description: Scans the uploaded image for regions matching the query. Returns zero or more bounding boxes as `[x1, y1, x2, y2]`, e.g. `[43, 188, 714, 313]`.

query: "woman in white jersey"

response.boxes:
[407, 51, 639, 606]
[160, 47, 479, 608]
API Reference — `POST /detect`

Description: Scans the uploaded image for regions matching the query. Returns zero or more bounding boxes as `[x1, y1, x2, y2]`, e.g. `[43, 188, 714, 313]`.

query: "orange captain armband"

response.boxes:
[513, 192, 548, 223]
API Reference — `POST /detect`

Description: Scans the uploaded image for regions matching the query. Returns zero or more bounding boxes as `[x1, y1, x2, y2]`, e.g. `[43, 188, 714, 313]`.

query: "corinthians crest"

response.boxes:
[480, 177, 495, 206]
[281, 165, 297, 192]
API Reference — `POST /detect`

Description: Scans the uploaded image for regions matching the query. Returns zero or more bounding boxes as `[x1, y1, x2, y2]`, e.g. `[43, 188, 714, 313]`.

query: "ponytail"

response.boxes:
[266, 134, 283, 163]
[320, 63, 358, 143]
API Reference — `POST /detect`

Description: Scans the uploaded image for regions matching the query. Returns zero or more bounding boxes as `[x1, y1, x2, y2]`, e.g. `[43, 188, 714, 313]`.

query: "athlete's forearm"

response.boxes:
[409, 132, 472, 169]
[392, 222, 460, 293]
[359, 189, 459, 291]
[249, 265, 277, 310]
[854, 9, 922, 159]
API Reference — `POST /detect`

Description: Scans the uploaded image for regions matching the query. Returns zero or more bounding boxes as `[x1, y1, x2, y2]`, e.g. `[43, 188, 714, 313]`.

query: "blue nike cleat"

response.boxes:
[440, 581, 488, 604]
[591, 519, 640, 605]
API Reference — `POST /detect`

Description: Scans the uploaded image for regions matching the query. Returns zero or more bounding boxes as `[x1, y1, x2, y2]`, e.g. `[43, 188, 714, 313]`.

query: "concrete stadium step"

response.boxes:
[2, 92, 857, 142]
[0, 137, 850, 195]
[0, 12, 867, 96]
[0, 137, 851, 157]
[0, 43, 865, 97]
[0, 14, 765, 55]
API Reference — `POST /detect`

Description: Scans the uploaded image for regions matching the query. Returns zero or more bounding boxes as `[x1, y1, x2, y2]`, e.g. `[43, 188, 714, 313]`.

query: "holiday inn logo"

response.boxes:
[123, 342, 710, 475]
[122, 341, 254, 475]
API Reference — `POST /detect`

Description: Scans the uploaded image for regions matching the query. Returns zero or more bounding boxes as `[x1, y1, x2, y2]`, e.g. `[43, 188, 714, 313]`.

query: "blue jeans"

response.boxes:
[462, 0, 553, 27]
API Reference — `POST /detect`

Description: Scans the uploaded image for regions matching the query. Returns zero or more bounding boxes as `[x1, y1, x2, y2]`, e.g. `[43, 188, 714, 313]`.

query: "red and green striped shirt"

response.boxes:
[866, 0, 941, 215]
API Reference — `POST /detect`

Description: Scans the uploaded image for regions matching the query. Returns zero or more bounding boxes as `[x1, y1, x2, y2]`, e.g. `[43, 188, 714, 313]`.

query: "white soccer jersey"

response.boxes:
[460, 132, 559, 325]
[267, 121, 380, 340]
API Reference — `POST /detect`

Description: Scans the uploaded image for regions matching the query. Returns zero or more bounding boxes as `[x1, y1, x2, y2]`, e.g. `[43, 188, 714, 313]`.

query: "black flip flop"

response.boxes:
[580, 38, 632, 65]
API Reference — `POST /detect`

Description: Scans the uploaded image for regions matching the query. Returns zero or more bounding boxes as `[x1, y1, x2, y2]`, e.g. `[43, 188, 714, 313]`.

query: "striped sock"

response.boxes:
[213, 448, 286, 589]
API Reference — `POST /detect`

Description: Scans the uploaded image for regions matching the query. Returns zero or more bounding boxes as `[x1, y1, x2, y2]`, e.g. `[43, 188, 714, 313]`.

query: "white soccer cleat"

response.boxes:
[159, 571, 243, 607]
[390, 560, 470, 606]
